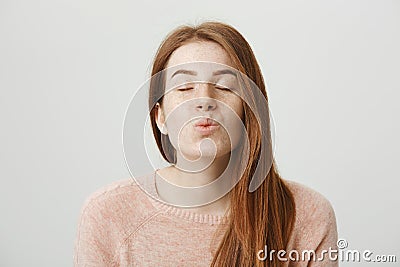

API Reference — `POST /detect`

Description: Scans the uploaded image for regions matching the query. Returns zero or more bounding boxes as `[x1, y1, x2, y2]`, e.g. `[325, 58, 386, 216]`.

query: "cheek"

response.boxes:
[221, 99, 245, 146]
[227, 97, 244, 120]
[161, 93, 188, 116]
[161, 98, 193, 142]
[161, 100, 181, 122]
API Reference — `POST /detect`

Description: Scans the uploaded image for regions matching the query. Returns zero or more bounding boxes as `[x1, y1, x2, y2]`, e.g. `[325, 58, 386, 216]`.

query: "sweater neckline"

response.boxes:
[146, 169, 230, 225]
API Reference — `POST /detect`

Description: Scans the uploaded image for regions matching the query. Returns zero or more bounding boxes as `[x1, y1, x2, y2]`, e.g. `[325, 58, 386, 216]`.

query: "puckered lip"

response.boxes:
[194, 118, 219, 127]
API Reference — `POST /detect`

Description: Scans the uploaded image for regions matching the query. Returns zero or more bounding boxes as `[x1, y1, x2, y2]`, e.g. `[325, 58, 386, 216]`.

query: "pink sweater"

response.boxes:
[73, 172, 338, 266]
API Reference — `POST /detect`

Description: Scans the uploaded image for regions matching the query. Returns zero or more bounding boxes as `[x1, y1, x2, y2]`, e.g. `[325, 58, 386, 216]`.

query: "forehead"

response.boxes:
[166, 41, 235, 68]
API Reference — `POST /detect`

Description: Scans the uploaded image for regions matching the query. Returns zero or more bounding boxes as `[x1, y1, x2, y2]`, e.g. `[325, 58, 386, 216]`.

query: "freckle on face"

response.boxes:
[159, 41, 245, 159]
[163, 41, 244, 119]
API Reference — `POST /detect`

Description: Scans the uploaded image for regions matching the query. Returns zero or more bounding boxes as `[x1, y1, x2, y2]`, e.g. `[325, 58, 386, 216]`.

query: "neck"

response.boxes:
[170, 152, 231, 187]
[155, 152, 233, 212]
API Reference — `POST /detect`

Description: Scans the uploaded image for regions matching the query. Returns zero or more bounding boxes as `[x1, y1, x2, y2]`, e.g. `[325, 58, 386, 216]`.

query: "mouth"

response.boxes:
[194, 118, 220, 135]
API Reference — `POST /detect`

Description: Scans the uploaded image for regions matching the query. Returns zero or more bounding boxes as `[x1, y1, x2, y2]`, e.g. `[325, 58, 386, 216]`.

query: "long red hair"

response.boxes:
[148, 21, 296, 267]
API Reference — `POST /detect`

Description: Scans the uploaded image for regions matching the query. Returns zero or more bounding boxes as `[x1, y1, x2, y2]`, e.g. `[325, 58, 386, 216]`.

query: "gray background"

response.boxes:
[1, 0, 399, 266]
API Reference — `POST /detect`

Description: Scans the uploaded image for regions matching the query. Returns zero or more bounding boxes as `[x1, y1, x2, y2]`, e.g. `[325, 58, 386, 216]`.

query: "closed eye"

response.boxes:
[215, 86, 232, 92]
[177, 87, 194, 91]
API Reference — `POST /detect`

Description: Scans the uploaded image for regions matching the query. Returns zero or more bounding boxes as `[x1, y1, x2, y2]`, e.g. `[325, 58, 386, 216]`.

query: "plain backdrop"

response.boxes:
[0, 0, 399, 266]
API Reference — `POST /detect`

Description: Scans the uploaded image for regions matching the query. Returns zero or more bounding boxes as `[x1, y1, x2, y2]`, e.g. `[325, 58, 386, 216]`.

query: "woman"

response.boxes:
[74, 21, 338, 266]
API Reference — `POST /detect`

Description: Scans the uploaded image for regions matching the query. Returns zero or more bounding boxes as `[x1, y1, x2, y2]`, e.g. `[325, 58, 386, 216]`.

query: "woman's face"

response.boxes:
[156, 41, 244, 162]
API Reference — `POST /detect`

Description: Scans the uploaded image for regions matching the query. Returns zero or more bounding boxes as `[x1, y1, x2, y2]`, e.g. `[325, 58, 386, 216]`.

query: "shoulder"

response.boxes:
[81, 178, 142, 210]
[81, 178, 141, 207]
[283, 179, 338, 245]
[74, 178, 159, 265]
[78, 176, 159, 232]
[284, 179, 336, 223]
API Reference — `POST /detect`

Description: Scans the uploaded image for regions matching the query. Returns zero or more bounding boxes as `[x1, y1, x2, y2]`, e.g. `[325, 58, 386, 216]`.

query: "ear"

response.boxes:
[155, 103, 168, 135]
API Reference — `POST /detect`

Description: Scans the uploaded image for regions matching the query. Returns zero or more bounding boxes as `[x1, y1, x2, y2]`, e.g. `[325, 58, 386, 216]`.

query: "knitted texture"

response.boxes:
[73, 173, 338, 266]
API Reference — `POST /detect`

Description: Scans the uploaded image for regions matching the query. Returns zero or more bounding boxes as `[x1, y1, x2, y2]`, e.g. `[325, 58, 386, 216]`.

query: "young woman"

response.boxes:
[74, 22, 338, 266]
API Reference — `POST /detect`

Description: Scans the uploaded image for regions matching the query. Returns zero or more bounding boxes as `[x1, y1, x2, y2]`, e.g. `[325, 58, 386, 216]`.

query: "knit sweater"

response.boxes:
[73, 171, 338, 266]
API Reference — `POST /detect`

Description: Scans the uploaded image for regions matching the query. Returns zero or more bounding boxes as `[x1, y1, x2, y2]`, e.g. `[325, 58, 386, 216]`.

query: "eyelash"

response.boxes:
[177, 87, 194, 91]
[177, 86, 232, 92]
[215, 86, 231, 91]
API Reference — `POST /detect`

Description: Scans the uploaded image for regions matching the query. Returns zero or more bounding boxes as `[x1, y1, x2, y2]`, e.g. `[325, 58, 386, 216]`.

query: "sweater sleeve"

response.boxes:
[285, 180, 339, 267]
[73, 197, 118, 267]
[308, 195, 338, 266]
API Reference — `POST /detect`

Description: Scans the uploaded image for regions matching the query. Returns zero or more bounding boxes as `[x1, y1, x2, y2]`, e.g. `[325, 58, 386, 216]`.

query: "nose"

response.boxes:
[194, 84, 217, 112]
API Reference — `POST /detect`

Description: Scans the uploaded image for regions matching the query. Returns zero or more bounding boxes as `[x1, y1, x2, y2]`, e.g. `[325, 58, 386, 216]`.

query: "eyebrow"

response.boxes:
[170, 68, 237, 79]
[171, 69, 197, 78]
[212, 69, 237, 77]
